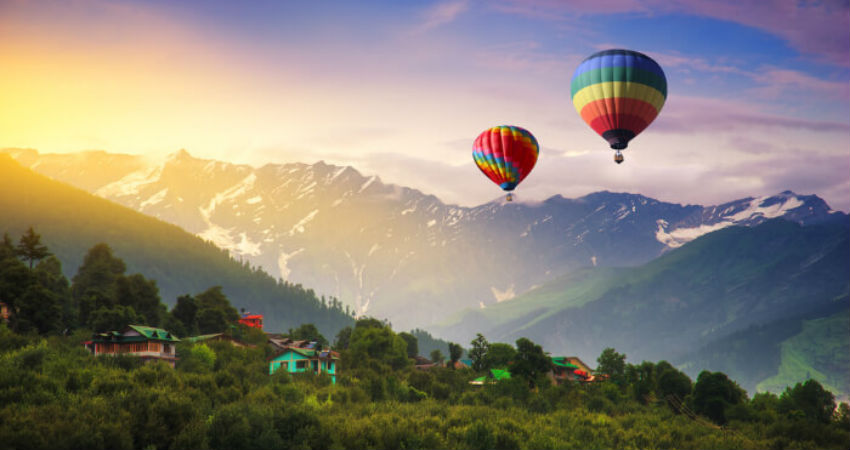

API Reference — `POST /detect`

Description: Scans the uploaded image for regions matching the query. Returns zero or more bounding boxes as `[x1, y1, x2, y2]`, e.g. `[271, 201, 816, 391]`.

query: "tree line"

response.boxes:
[1, 227, 248, 336]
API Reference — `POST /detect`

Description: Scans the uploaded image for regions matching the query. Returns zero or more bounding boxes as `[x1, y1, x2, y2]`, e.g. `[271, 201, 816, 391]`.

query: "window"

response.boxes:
[296, 360, 307, 369]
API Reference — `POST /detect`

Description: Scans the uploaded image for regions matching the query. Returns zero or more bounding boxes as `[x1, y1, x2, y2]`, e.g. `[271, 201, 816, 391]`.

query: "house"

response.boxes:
[267, 336, 313, 352]
[448, 359, 470, 369]
[268, 346, 339, 384]
[238, 313, 263, 330]
[414, 355, 437, 370]
[550, 356, 596, 383]
[84, 325, 180, 367]
[184, 332, 251, 348]
[470, 368, 512, 385]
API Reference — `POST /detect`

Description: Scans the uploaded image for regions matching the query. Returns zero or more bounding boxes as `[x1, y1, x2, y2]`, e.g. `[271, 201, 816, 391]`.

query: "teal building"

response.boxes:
[268, 347, 339, 384]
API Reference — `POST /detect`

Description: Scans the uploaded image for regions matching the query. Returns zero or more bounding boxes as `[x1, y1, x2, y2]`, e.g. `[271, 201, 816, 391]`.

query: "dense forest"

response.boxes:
[1, 230, 849, 449]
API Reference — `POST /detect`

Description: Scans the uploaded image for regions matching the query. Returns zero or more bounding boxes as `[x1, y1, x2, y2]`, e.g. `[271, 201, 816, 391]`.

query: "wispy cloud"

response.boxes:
[654, 96, 850, 134]
[470, 40, 581, 77]
[492, 0, 646, 18]
[671, 0, 850, 67]
[411, 0, 469, 34]
[748, 67, 850, 101]
[493, 0, 850, 66]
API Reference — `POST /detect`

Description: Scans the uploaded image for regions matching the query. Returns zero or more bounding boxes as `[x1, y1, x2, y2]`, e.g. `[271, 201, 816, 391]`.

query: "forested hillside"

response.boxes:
[1, 318, 848, 450]
[0, 155, 353, 335]
[437, 218, 850, 398]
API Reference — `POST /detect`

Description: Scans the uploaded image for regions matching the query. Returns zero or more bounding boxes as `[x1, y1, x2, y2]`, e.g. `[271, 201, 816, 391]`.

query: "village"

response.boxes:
[81, 311, 600, 387]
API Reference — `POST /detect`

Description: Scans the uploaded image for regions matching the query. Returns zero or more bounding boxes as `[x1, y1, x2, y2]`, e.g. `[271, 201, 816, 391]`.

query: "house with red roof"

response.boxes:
[238, 313, 263, 330]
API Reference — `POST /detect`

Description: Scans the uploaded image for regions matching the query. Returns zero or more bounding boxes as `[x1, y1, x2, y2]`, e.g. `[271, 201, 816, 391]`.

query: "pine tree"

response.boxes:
[16, 226, 50, 269]
[469, 333, 489, 372]
[448, 342, 463, 369]
[0, 232, 15, 259]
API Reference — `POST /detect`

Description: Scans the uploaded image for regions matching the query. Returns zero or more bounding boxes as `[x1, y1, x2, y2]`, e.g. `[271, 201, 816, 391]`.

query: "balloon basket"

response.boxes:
[614, 150, 624, 164]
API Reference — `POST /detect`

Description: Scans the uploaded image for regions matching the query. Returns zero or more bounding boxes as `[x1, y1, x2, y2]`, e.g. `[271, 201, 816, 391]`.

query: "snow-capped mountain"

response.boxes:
[5, 148, 844, 330]
[655, 191, 839, 249]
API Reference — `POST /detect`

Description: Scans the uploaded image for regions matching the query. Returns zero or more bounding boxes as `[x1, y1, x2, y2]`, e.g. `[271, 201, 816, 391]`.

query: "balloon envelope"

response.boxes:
[472, 125, 539, 192]
[571, 49, 667, 150]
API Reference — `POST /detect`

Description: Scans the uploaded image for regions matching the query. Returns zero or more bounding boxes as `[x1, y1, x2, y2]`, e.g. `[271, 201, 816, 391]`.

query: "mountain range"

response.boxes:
[4, 148, 847, 328]
[2, 148, 847, 397]
[4, 148, 845, 332]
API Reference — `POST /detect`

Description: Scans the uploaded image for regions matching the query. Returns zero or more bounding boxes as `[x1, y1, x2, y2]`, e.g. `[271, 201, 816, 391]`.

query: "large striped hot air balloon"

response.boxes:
[571, 49, 667, 164]
[472, 125, 539, 201]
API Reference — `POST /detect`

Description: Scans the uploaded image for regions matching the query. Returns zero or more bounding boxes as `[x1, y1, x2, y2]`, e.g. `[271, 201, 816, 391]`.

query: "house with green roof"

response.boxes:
[551, 356, 595, 383]
[185, 332, 251, 348]
[84, 324, 180, 368]
[470, 368, 512, 386]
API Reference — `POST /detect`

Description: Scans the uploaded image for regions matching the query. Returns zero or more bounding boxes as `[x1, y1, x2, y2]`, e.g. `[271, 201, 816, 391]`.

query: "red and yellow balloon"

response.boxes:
[472, 125, 539, 201]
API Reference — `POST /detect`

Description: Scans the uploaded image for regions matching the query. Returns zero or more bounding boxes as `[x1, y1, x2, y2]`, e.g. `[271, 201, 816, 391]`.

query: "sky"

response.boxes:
[2, 0, 849, 211]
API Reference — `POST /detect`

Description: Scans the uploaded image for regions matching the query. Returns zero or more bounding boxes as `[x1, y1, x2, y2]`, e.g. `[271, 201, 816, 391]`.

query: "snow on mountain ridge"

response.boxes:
[288, 210, 319, 235]
[657, 194, 810, 248]
[96, 165, 163, 198]
[140, 188, 168, 209]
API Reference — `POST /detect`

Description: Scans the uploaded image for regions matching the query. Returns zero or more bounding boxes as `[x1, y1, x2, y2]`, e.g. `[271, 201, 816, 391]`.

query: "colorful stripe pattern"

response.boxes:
[472, 125, 539, 192]
[571, 49, 667, 150]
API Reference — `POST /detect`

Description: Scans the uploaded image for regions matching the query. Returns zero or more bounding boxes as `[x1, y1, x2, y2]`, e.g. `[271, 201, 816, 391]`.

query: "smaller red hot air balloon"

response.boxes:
[472, 125, 539, 201]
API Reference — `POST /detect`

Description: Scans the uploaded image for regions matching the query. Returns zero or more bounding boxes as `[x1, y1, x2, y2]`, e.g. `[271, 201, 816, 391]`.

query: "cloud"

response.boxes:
[492, 0, 646, 18]
[411, 0, 469, 34]
[672, 0, 850, 67]
[470, 40, 583, 77]
[653, 52, 751, 77]
[493, 0, 850, 66]
[653, 96, 850, 134]
[656, 51, 850, 103]
[748, 67, 850, 101]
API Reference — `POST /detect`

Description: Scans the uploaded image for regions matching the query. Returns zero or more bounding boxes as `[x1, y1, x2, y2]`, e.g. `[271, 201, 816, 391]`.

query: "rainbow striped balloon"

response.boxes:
[571, 49, 667, 151]
[472, 125, 539, 192]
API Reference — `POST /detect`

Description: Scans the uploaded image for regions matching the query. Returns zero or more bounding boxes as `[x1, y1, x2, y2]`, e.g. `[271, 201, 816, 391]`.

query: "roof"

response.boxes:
[552, 357, 579, 370]
[185, 333, 224, 342]
[268, 346, 339, 361]
[128, 325, 180, 342]
[92, 325, 180, 343]
[290, 347, 317, 358]
[240, 314, 263, 320]
[490, 369, 511, 380]
[552, 356, 591, 371]
[470, 368, 511, 385]
[414, 355, 433, 365]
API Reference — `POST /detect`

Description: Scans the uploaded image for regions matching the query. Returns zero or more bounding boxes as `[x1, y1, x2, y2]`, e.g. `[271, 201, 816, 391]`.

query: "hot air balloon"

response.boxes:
[570, 49, 667, 164]
[473, 125, 539, 202]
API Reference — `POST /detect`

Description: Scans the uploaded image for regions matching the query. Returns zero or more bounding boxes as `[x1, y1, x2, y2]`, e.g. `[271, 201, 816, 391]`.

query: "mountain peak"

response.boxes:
[166, 148, 194, 162]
